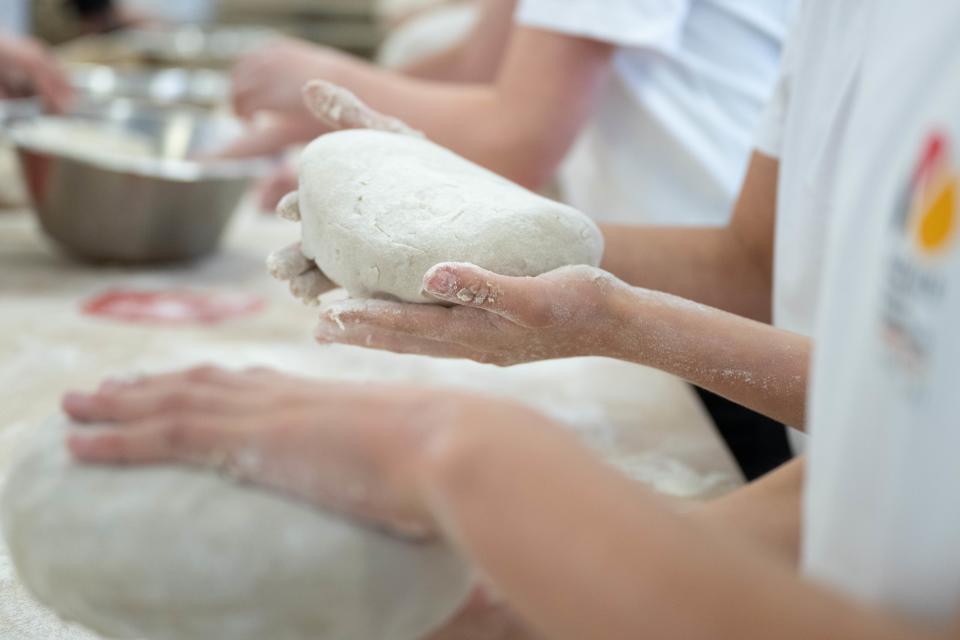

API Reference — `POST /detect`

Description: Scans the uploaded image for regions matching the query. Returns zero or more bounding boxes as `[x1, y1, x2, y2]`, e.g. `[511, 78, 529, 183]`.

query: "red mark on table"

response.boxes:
[81, 290, 266, 325]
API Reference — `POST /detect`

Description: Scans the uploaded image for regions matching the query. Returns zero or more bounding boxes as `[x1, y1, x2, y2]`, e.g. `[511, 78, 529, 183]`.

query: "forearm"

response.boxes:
[600, 224, 772, 320]
[402, 44, 471, 81]
[321, 60, 539, 182]
[402, 0, 517, 83]
[431, 454, 805, 640]
[320, 62, 577, 188]
[423, 417, 929, 640]
[323, 28, 610, 189]
[609, 285, 808, 427]
[599, 152, 778, 322]
[692, 457, 805, 566]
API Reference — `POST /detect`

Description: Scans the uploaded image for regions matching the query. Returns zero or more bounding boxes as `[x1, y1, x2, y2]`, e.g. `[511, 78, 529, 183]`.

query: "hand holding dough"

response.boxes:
[266, 81, 604, 305]
[314, 262, 637, 366]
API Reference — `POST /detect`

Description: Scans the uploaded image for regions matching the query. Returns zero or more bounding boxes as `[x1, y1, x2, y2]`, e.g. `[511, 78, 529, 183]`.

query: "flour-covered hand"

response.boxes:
[63, 366, 538, 539]
[314, 262, 635, 366]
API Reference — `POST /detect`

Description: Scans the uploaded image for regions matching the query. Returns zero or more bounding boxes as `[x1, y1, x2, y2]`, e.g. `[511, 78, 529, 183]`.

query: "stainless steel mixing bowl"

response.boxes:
[8, 99, 271, 264]
[68, 64, 230, 109]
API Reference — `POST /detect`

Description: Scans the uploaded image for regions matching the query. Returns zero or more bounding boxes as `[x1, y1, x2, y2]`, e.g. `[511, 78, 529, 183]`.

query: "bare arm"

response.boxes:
[306, 148, 803, 424]
[232, 28, 613, 188]
[402, 0, 518, 83]
[433, 449, 806, 639]
[317, 262, 809, 427]
[600, 151, 778, 322]
[64, 371, 944, 640]
[427, 419, 928, 640]
[691, 457, 805, 566]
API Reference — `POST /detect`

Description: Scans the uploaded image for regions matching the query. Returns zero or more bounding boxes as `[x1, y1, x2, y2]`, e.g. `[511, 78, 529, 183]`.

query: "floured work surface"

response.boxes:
[0, 205, 741, 639]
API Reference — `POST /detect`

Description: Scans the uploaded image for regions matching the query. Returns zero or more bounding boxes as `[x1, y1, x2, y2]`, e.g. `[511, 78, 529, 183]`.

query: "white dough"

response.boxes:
[1, 416, 473, 640]
[287, 129, 604, 303]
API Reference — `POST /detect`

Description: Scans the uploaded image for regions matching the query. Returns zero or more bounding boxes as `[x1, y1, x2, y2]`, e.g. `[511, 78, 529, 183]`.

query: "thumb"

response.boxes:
[422, 262, 554, 328]
[301, 80, 423, 137]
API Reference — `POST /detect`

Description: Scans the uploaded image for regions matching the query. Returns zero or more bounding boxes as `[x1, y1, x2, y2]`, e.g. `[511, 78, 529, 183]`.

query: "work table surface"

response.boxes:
[0, 204, 742, 639]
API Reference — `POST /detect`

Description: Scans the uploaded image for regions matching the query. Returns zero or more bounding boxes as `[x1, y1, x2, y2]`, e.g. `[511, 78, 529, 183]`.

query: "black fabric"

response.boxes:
[692, 386, 793, 481]
[66, 0, 114, 18]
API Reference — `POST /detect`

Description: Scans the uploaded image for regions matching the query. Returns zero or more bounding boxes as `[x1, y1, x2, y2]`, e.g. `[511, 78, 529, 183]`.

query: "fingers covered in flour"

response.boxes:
[315, 264, 635, 366]
[301, 80, 423, 137]
[266, 242, 312, 279]
[289, 267, 336, 304]
[317, 299, 498, 347]
[422, 262, 556, 328]
[266, 242, 336, 304]
[315, 300, 495, 361]
[276, 190, 301, 221]
[61, 366, 481, 537]
[67, 416, 234, 465]
[65, 366, 285, 466]
[63, 366, 266, 423]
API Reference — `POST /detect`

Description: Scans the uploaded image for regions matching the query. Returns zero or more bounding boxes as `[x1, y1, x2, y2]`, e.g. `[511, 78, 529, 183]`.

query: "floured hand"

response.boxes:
[315, 262, 635, 366]
[62, 366, 544, 540]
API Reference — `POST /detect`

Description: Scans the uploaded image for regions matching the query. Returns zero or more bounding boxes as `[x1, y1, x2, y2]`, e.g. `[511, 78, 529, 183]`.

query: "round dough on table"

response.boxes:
[1, 416, 473, 640]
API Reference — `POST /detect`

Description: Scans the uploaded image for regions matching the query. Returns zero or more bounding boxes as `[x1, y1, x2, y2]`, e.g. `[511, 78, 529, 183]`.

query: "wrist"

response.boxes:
[601, 284, 657, 363]
[413, 396, 552, 538]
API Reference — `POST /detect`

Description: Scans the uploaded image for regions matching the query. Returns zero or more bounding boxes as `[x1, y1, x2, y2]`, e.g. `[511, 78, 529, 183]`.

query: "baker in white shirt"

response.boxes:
[516, 0, 796, 225]
[224, 0, 794, 230]
[64, 0, 960, 635]
[802, 0, 960, 624]
[0, 0, 30, 35]
[218, 0, 799, 478]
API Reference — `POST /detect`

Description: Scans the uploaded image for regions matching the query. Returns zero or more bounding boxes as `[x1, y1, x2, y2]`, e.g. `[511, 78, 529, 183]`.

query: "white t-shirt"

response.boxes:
[755, 1, 875, 451]
[754, 0, 874, 336]
[0, 0, 30, 35]
[515, 0, 797, 225]
[801, 0, 960, 627]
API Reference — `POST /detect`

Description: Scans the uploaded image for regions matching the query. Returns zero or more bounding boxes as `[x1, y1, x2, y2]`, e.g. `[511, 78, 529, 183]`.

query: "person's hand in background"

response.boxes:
[0, 34, 73, 112]
[256, 163, 298, 212]
[232, 37, 360, 120]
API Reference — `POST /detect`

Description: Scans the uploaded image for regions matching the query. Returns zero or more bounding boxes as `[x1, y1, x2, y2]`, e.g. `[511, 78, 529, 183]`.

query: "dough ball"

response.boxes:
[1, 416, 473, 640]
[296, 130, 605, 303]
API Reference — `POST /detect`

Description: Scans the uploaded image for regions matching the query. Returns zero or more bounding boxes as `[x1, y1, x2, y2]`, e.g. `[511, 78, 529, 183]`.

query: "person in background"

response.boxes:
[228, 0, 794, 225]
[374, 0, 481, 71]
[225, 0, 800, 481]
[0, 34, 72, 112]
[58, 2, 960, 637]
[0, 0, 151, 112]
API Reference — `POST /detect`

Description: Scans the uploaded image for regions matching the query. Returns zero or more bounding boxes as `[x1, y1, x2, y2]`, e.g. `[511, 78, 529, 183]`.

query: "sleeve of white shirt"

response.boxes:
[515, 0, 691, 51]
[754, 62, 791, 157]
[754, 3, 806, 158]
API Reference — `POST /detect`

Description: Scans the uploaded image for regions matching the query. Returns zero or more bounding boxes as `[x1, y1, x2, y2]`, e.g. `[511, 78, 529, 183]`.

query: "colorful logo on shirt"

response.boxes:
[898, 132, 957, 255]
[880, 131, 957, 378]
